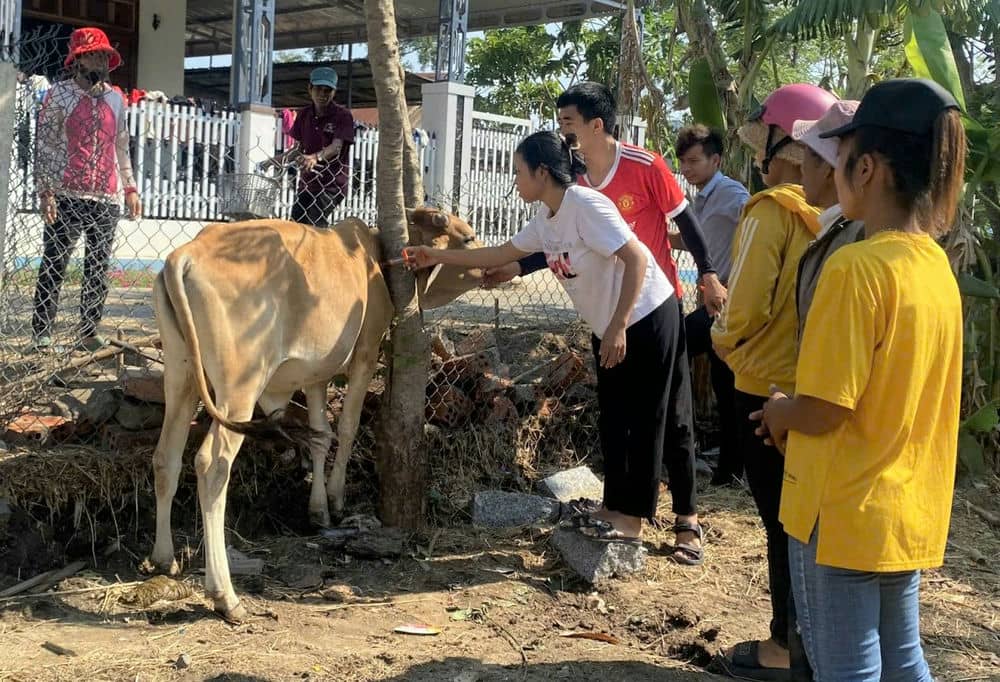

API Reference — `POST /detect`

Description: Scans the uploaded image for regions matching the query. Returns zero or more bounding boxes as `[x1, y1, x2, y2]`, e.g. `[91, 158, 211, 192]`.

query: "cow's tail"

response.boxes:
[160, 254, 321, 450]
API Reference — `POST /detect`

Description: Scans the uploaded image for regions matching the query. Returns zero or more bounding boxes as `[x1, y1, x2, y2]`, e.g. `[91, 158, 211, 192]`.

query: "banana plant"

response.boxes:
[904, 4, 1000, 475]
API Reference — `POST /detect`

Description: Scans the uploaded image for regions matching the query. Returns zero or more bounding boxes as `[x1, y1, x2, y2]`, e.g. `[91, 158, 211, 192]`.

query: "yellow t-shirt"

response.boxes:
[779, 231, 962, 572]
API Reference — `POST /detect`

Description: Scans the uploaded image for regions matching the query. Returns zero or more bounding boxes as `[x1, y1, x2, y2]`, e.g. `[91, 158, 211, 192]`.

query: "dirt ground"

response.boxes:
[1, 482, 998, 682]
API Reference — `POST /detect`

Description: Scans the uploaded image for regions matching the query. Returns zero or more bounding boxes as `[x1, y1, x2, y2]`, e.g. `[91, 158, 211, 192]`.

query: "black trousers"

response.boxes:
[592, 299, 677, 520]
[291, 189, 344, 227]
[662, 301, 698, 516]
[685, 305, 741, 482]
[32, 197, 120, 339]
[734, 389, 791, 649]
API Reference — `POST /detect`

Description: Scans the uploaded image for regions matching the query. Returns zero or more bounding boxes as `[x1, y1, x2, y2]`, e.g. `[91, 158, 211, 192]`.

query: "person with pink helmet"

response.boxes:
[710, 83, 837, 680]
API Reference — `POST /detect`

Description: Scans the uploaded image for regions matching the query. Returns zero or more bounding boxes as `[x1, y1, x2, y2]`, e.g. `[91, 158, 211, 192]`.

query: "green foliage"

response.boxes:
[464, 25, 566, 118]
[904, 8, 968, 108]
[688, 58, 727, 130]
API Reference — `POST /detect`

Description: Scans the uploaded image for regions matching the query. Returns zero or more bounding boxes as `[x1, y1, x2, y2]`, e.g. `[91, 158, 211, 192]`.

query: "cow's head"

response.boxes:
[406, 207, 484, 309]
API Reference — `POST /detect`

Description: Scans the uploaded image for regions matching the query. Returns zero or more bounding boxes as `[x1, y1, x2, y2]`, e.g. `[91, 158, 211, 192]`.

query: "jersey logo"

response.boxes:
[324, 122, 336, 134]
[546, 252, 577, 280]
[617, 194, 637, 213]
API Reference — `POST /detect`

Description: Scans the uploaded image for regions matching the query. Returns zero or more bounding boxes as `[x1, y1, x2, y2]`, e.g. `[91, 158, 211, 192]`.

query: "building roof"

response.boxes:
[183, 60, 432, 109]
[186, 0, 625, 57]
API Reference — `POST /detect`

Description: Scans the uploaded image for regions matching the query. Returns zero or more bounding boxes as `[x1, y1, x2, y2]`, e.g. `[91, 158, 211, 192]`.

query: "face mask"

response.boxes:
[77, 62, 108, 86]
[85, 68, 108, 85]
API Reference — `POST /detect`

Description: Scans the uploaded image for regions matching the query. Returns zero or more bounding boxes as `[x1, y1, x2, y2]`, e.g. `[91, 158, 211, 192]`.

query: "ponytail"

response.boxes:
[515, 131, 587, 189]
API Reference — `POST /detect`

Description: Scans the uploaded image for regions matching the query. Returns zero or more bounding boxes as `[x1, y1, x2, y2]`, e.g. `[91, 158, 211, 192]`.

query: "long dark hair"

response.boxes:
[515, 131, 587, 189]
[843, 108, 966, 237]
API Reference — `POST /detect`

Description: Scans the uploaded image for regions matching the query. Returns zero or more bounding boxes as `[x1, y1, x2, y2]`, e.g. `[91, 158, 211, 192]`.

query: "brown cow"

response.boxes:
[147, 209, 481, 622]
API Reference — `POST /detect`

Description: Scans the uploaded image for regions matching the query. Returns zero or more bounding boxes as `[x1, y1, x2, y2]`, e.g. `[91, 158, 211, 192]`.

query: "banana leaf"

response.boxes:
[688, 57, 727, 132]
[903, 7, 967, 111]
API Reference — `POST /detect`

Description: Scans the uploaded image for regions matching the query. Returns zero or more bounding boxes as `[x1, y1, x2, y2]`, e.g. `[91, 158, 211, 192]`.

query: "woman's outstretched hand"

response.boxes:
[401, 246, 438, 270]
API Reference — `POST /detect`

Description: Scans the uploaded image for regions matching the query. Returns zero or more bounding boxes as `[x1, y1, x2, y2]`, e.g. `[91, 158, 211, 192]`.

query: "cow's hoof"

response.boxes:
[215, 601, 248, 624]
[140, 556, 180, 576]
[310, 510, 331, 528]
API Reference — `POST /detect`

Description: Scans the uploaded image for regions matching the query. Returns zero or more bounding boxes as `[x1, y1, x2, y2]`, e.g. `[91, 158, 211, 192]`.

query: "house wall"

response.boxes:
[136, 0, 186, 96]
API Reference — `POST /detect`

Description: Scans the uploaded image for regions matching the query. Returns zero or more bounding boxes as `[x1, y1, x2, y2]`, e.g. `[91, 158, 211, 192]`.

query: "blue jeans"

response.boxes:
[789, 530, 933, 681]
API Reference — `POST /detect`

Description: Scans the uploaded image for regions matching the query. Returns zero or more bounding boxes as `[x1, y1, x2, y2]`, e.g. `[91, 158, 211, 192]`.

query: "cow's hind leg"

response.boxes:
[195, 399, 254, 623]
[149, 279, 200, 574]
[300, 382, 334, 527]
[328, 349, 381, 513]
[149, 365, 198, 574]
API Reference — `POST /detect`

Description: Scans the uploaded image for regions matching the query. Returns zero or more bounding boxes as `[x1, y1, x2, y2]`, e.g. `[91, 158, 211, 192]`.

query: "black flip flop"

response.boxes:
[710, 640, 790, 681]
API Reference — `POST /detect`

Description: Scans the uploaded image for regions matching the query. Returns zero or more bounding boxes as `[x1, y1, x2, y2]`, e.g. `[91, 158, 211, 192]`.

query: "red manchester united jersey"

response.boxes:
[579, 143, 688, 294]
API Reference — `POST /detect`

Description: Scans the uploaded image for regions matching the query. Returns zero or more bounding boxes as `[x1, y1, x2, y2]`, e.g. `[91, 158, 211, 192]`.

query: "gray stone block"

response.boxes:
[550, 527, 647, 584]
[472, 490, 561, 528]
[539, 466, 603, 503]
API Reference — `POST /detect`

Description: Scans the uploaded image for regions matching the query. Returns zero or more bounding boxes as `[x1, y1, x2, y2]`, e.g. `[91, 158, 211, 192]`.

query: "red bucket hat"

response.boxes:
[64, 27, 122, 71]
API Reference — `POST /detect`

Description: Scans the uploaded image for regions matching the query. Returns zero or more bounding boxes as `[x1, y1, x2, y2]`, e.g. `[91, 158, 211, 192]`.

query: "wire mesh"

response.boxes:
[0, 27, 705, 508]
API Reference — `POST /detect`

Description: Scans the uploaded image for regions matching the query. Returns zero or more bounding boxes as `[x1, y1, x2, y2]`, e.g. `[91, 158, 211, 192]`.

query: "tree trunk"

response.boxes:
[365, 0, 431, 528]
[845, 18, 877, 98]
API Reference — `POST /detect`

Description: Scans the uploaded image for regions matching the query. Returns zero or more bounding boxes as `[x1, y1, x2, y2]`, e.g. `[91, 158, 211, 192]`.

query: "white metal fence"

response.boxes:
[12, 89, 435, 227]
[465, 111, 533, 245]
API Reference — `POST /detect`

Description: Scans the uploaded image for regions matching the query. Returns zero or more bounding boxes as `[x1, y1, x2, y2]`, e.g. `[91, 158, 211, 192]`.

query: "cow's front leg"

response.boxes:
[303, 382, 334, 527]
[328, 350, 380, 513]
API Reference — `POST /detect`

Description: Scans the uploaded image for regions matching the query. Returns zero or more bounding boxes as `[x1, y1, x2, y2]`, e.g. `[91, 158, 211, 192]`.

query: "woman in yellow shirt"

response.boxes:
[757, 79, 965, 680]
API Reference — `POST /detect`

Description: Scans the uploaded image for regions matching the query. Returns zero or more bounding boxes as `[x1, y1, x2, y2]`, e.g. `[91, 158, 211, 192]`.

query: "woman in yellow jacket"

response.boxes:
[710, 83, 836, 679]
[759, 79, 964, 680]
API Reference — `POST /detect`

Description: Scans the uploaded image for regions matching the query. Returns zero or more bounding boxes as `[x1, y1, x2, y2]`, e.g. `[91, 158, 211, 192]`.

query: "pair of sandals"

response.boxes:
[562, 498, 705, 565]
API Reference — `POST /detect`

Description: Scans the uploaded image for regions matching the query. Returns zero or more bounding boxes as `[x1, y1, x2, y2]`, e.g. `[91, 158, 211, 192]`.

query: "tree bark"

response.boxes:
[365, 0, 430, 528]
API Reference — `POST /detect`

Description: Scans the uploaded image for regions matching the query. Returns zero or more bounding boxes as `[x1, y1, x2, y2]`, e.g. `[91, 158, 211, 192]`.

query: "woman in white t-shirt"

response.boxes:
[405, 131, 678, 543]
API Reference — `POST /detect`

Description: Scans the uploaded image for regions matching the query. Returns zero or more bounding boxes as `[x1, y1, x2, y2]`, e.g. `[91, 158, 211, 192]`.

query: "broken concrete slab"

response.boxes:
[539, 466, 604, 504]
[121, 366, 165, 404]
[50, 387, 121, 426]
[550, 527, 647, 584]
[114, 398, 165, 431]
[472, 490, 561, 528]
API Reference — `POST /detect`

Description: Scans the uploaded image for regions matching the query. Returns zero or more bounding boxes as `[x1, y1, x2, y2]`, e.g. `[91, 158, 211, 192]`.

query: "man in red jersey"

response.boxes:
[486, 82, 724, 564]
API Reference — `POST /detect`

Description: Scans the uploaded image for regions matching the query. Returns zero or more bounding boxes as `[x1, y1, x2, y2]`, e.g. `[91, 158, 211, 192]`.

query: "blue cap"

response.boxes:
[309, 66, 338, 89]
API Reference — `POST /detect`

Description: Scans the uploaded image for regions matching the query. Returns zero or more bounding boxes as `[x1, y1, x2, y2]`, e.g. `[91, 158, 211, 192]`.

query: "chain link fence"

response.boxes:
[0, 28, 703, 522]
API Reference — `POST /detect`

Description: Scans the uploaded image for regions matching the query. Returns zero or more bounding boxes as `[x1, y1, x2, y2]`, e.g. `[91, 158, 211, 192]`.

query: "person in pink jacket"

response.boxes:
[29, 27, 142, 352]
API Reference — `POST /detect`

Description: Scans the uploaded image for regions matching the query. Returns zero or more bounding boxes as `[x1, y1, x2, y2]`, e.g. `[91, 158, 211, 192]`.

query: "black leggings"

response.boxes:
[686, 305, 740, 482]
[592, 298, 677, 520]
[32, 197, 120, 339]
[291, 189, 344, 227]
[735, 389, 791, 649]
[663, 301, 698, 516]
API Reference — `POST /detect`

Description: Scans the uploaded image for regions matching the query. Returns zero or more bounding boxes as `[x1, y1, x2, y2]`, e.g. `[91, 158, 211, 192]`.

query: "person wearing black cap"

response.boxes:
[755, 78, 966, 679]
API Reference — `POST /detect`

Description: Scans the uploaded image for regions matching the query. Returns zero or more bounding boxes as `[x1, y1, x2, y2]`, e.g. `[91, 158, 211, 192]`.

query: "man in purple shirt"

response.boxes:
[270, 67, 355, 227]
